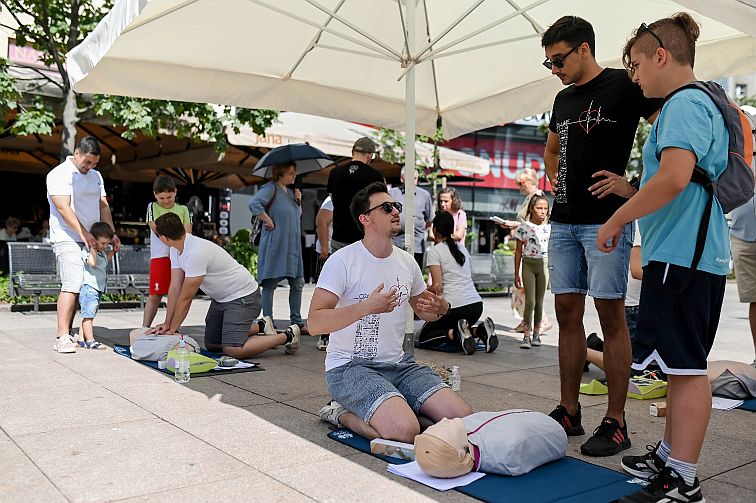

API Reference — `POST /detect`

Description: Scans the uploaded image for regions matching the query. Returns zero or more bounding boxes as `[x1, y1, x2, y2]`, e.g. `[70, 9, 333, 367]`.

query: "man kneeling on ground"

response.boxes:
[151, 213, 298, 358]
[308, 182, 472, 443]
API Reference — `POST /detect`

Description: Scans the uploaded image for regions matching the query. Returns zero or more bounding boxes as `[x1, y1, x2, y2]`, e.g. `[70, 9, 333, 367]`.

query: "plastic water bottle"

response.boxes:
[174, 338, 191, 384]
[449, 366, 461, 391]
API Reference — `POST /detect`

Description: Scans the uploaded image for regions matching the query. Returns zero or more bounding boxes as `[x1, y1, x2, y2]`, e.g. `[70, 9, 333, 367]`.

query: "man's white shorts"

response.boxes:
[53, 241, 86, 293]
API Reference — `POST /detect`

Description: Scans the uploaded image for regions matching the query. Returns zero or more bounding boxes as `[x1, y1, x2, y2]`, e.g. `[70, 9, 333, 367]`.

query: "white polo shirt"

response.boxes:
[46, 157, 106, 244]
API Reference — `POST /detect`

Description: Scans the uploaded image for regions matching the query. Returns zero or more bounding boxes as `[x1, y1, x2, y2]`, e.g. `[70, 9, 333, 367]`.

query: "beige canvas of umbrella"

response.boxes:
[68, 0, 756, 257]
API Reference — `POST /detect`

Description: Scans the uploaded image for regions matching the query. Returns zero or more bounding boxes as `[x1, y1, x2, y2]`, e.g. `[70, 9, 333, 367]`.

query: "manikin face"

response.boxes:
[361, 192, 402, 237]
[73, 149, 100, 174]
[544, 41, 587, 86]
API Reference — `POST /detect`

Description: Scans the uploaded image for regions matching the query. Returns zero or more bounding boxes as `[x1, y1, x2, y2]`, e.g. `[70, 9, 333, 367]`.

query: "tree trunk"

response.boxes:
[60, 83, 77, 161]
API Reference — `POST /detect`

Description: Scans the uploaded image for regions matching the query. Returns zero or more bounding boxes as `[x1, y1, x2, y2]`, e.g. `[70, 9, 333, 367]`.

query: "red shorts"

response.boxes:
[149, 257, 171, 295]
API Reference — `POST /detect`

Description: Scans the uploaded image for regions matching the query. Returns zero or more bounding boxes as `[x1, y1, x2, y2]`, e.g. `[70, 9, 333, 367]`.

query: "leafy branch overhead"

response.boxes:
[0, 0, 277, 156]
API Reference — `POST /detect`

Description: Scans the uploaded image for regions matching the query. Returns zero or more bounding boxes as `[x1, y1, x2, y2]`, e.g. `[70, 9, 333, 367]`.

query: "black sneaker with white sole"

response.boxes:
[479, 317, 498, 353]
[457, 319, 476, 355]
[616, 466, 704, 502]
[621, 442, 665, 479]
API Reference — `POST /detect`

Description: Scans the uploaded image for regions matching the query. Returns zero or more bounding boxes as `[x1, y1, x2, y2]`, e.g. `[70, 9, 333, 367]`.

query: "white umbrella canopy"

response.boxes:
[229, 111, 490, 175]
[69, 0, 756, 139]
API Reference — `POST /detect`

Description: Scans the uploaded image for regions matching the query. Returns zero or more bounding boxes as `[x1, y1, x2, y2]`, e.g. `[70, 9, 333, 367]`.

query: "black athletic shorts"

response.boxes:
[632, 261, 726, 376]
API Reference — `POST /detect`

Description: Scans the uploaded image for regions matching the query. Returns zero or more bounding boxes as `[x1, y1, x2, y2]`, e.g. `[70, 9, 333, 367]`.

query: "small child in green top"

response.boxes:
[143, 175, 192, 328]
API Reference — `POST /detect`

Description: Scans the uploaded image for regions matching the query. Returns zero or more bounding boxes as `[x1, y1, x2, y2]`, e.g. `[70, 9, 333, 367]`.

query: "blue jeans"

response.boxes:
[548, 222, 633, 299]
[79, 284, 101, 319]
[260, 276, 304, 326]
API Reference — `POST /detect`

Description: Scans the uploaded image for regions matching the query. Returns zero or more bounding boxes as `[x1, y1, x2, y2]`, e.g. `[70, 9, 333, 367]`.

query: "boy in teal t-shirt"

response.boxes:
[596, 14, 729, 503]
[143, 175, 192, 328]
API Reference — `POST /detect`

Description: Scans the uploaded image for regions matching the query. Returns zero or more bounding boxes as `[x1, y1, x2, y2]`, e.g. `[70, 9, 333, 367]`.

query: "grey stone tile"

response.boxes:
[0, 435, 67, 503]
[14, 418, 250, 503]
[117, 473, 312, 502]
[185, 377, 277, 407]
[0, 386, 153, 436]
[214, 362, 328, 401]
[0, 360, 98, 394]
[267, 454, 446, 502]
[465, 369, 609, 406]
[167, 406, 344, 472]
[700, 478, 756, 503]
[242, 402, 357, 457]
[710, 461, 756, 491]
[102, 381, 273, 419]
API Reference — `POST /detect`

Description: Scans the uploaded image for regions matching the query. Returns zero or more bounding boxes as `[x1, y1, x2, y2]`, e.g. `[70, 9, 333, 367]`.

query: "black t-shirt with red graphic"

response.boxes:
[548, 68, 661, 224]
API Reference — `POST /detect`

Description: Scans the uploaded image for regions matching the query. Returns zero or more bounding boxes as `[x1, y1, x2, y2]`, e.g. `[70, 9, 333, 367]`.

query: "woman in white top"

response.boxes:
[418, 212, 498, 355]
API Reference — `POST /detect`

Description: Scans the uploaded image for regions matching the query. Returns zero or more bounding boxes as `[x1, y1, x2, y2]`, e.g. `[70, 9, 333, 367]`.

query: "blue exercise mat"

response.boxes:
[327, 428, 642, 503]
[414, 340, 486, 353]
[113, 344, 264, 377]
[739, 398, 756, 411]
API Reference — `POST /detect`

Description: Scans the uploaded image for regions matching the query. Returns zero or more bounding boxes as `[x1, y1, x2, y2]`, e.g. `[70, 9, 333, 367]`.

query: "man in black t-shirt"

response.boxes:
[540, 16, 660, 458]
[327, 136, 385, 252]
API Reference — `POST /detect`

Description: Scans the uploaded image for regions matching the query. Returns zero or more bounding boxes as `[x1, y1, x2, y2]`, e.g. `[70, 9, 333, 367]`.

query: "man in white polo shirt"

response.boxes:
[47, 137, 120, 353]
[151, 213, 299, 358]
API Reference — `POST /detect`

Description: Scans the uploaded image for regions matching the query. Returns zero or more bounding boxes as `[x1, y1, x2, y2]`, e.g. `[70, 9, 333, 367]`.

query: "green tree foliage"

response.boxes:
[0, 0, 277, 157]
[375, 126, 446, 182]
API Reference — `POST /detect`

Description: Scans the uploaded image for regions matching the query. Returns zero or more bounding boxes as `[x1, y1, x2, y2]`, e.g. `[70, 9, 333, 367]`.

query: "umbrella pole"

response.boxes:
[403, 0, 417, 354]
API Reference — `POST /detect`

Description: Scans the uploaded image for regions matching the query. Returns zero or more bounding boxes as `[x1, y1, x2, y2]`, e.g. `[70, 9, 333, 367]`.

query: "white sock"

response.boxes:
[657, 439, 671, 463]
[666, 457, 697, 486]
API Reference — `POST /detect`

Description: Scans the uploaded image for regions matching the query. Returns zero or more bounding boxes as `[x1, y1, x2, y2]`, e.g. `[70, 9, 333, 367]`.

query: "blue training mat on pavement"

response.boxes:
[739, 398, 756, 411]
[113, 344, 264, 377]
[327, 428, 643, 502]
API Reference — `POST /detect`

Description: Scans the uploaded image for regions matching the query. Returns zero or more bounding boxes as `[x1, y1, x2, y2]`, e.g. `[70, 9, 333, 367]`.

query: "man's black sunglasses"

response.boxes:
[364, 201, 402, 215]
[638, 23, 664, 49]
[542, 43, 580, 70]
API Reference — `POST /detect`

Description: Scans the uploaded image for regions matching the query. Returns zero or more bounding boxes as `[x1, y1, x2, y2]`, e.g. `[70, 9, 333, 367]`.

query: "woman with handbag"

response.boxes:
[249, 162, 305, 336]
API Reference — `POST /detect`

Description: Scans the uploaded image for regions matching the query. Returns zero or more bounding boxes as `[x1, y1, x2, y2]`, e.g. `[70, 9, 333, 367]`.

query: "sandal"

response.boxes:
[84, 340, 107, 350]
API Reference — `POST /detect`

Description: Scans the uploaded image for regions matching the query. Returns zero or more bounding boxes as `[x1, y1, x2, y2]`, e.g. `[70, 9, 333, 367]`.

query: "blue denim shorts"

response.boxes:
[548, 222, 633, 299]
[79, 284, 101, 319]
[325, 353, 447, 424]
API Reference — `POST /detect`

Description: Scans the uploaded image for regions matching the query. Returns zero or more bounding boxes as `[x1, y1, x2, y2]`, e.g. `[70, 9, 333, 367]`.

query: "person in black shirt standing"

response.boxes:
[541, 16, 660, 457]
[327, 137, 385, 252]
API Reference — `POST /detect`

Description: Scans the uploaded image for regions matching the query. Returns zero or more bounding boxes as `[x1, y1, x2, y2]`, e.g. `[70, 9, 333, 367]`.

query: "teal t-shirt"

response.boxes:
[638, 88, 730, 276]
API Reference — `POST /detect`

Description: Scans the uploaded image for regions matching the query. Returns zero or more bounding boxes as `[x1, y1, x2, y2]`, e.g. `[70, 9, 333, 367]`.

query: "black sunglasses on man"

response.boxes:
[542, 43, 581, 70]
[364, 201, 403, 215]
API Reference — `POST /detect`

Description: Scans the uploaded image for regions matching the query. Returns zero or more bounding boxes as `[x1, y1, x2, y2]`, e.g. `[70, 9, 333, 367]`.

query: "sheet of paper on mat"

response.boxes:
[711, 397, 744, 410]
[213, 362, 256, 371]
[387, 461, 485, 491]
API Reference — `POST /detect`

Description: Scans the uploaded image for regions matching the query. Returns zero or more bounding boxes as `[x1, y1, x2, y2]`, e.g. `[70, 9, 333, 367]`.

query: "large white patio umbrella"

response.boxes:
[68, 0, 756, 258]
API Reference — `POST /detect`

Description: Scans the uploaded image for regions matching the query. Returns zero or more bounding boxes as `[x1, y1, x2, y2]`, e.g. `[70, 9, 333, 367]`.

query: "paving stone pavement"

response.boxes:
[0, 283, 754, 502]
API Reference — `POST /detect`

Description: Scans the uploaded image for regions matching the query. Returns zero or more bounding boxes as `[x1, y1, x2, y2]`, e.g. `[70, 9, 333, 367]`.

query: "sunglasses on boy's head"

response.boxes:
[364, 201, 403, 215]
[637, 22, 664, 49]
[542, 43, 581, 70]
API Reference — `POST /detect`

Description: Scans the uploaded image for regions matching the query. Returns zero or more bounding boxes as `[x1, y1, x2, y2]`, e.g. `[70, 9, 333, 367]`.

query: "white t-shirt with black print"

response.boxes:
[317, 241, 426, 371]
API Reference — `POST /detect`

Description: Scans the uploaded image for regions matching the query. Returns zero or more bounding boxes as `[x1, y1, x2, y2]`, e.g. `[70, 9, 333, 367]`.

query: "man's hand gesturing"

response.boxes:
[361, 283, 401, 315]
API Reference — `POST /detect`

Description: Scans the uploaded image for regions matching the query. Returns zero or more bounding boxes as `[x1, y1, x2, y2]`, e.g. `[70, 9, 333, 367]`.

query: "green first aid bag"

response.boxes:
[166, 350, 218, 375]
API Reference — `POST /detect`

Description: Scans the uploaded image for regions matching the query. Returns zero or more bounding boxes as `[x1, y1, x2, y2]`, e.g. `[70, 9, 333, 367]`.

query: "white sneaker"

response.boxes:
[284, 325, 300, 354]
[532, 334, 542, 346]
[261, 316, 277, 336]
[519, 335, 532, 349]
[316, 335, 329, 351]
[319, 400, 346, 427]
[53, 335, 76, 353]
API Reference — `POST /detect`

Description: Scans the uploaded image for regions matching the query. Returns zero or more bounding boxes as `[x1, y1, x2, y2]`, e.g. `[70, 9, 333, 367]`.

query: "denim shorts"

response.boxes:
[325, 353, 447, 424]
[79, 284, 101, 319]
[548, 222, 633, 299]
[204, 290, 261, 347]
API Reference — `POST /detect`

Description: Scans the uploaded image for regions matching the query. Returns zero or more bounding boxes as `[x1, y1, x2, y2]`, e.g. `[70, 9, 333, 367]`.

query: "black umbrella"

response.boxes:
[251, 143, 334, 179]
